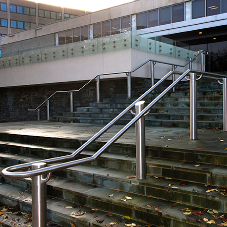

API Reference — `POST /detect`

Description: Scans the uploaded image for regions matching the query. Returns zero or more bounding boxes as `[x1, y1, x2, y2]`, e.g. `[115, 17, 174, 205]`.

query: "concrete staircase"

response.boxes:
[0, 124, 227, 226]
[50, 79, 224, 129]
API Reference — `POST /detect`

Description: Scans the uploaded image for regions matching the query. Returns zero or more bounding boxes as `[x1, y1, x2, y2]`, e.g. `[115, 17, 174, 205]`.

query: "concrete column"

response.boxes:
[55, 33, 59, 46]
[7, 0, 10, 34]
[131, 14, 136, 32]
[36, 3, 38, 27]
[185, 1, 192, 21]
[89, 24, 93, 39]
[62, 7, 64, 20]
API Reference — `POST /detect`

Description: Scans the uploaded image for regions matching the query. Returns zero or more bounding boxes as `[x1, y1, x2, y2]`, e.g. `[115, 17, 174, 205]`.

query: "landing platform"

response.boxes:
[0, 121, 226, 154]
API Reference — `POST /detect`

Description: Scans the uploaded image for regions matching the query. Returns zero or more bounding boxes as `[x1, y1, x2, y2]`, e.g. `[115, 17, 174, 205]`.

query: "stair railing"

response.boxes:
[2, 66, 227, 227]
[28, 50, 206, 121]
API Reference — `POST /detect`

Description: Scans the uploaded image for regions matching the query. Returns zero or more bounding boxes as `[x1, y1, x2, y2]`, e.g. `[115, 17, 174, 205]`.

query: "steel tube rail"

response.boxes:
[135, 101, 146, 180]
[2, 70, 178, 179]
[190, 73, 197, 140]
[224, 78, 227, 131]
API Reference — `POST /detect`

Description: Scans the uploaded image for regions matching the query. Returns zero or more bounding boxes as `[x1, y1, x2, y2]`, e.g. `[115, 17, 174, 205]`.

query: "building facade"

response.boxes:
[0, 0, 225, 122]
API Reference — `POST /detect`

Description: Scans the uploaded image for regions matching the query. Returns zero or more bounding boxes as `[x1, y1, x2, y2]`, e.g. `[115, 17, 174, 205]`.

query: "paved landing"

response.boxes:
[0, 121, 226, 153]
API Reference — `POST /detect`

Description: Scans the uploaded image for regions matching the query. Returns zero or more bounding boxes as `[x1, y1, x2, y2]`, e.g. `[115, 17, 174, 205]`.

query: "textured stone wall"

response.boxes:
[0, 77, 150, 122]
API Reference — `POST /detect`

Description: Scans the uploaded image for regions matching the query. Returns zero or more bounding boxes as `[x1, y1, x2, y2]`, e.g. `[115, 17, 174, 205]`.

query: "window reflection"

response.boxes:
[207, 0, 220, 16]
[81, 26, 88, 41]
[121, 16, 131, 32]
[111, 18, 120, 35]
[102, 20, 111, 37]
[192, 0, 205, 18]
[172, 4, 184, 23]
[73, 27, 80, 42]
[159, 6, 171, 25]
[136, 12, 147, 30]
[58, 31, 65, 45]
[93, 23, 101, 38]
[65, 29, 73, 44]
[148, 10, 158, 27]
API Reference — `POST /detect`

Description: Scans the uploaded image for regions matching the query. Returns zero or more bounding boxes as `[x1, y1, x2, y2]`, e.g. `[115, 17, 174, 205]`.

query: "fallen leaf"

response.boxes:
[194, 164, 200, 167]
[179, 181, 189, 186]
[92, 208, 99, 211]
[108, 194, 114, 197]
[203, 218, 209, 222]
[171, 186, 179, 189]
[110, 223, 117, 225]
[125, 224, 136, 227]
[207, 220, 215, 224]
[106, 212, 113, 217]
[183, 212, 191, 215]
[126, 176, 136, 179]
[147, 204, 151, 208]
[70, 222, 75, 227]
[121, 199, 127, 202]
[65, 206, 73, 209]
[195, 147, 205, 149]
[125, 196, 132, 200]
[123, 216, 131, 220]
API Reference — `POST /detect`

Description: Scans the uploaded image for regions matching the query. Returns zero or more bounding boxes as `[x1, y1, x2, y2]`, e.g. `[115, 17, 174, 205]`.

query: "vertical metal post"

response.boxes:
[190, 73, 197, 140]
[135, 101, 146, 180]
[37, 109, 40, 121]
[201, 51, 205, 71]
[223, 78, 227, 131]
[47, 100, 50, 121]
[32, 162, 48, 227]
[150, 61, 155, 88]
[96, 76, 100, 103]
[127, 72, 131, 99]
[172, 65, 175, 93]
[70, 91, 73, 112]
[189, 58, 192, 70]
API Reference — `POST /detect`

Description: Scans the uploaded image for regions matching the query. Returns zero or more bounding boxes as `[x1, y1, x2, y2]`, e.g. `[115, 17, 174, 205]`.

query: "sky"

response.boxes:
[29, 0, 134, 12]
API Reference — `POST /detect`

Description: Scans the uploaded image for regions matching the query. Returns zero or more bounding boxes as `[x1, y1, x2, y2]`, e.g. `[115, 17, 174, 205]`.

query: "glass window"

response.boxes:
[70, 15, 74, 18]
[136, 12, 147, 30]
[66, 29, 73, 44]
[81, 26, 88, 41]
[24, 7, 29, 15]
[159, 6, 171, 25]
[102, 20, 110, 37]
[30, 8, 36, 16]
[207, 0, 220, 16]
[45, 10, 50, 18]
[10, 20, 17, 28]
[31, 23, 36, 28]
[17, 21, 23, 29]
[25, 22, 31, 29]
[222, 0, 227, 13]
[51, 11, 56, 19]
[73, 27, 80, 42]
[10, 5, 16, 13]
[93, 22, 101, 38]
[121, 16, 131, 32]
[1, 19, 7, 27]
[148, 9, 158, 27]
[64, 13, 70, 19]
[17, 6, 23, 14]
[1, 3, 7, 11]
[111, 18, 120, 35]
[38, 9, 44, 17]
[57, 12, 62, 20]
[192, 0, 205, 19]
[172, 3, 184, 23]
[58, 31, 65, 45]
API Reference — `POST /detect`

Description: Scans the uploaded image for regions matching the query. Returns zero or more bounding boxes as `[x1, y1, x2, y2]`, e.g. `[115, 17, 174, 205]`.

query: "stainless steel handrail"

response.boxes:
[3, 69, 227, 179]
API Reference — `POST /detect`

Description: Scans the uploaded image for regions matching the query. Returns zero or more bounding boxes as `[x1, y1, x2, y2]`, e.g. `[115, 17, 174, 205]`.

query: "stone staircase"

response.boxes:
[0, 124, 227, 226]
[50, 78, 224, 129]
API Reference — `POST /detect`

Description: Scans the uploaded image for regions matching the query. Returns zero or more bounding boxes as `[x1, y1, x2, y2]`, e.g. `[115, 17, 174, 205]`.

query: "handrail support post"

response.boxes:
[135, 101, 146, 180]
[223, 78, 227, 131]
[47, 100, 50, 121]
[127, 72, 131, 99]
[150, 61, 155, 89]
[201, 50, 205, 71]
[37, 109, 40, 121]
[96, 76, 100, 103]
[70, 91, 73, 112]
[189, 58, 192, 70]
[190, 73, 197, 140]
[32, 162, 48, 227]
[172, 65, 175, 93]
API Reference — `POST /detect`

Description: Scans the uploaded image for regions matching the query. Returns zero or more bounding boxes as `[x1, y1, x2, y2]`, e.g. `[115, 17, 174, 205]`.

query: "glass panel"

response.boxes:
[57, 12, 62, 20]
[111, 18, 120, 35]
[39, 9, 44, 17]
[73, 27, 80, 42]
[59, 31, 65, 45]
[81, 26, 88, 41]
[159, 6, 171, 25]
[136, 12, 147, 30]
[10, 20, 17, 28]
[222, 0, 227, 13]
[17, 21, 23, 29]
[25, 22, 31, 29]
[102, 20, 110, 37]
[172, 3, 184, 23]
[45, 10, 50, 18]
[70, 15, 74, 18]
[148, 9, 158, 27]
[31, 23, 36, 28]
[207, 0, 220, 16]
[66, 29, 73, 44]
[10, 5, 16, 13]
[30, 8, 36, 16]
[64, 13, 70, 19]
[121, 15, 131, 32]
[24, 7, 29, 15]
[1, 3, 7, 11]
[51, 11, 56, 19]
[93, 22, 101, 38]
[192, 0, 205, 19]
[1, 19, 7, 27]
[17, 6, 23, 14]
